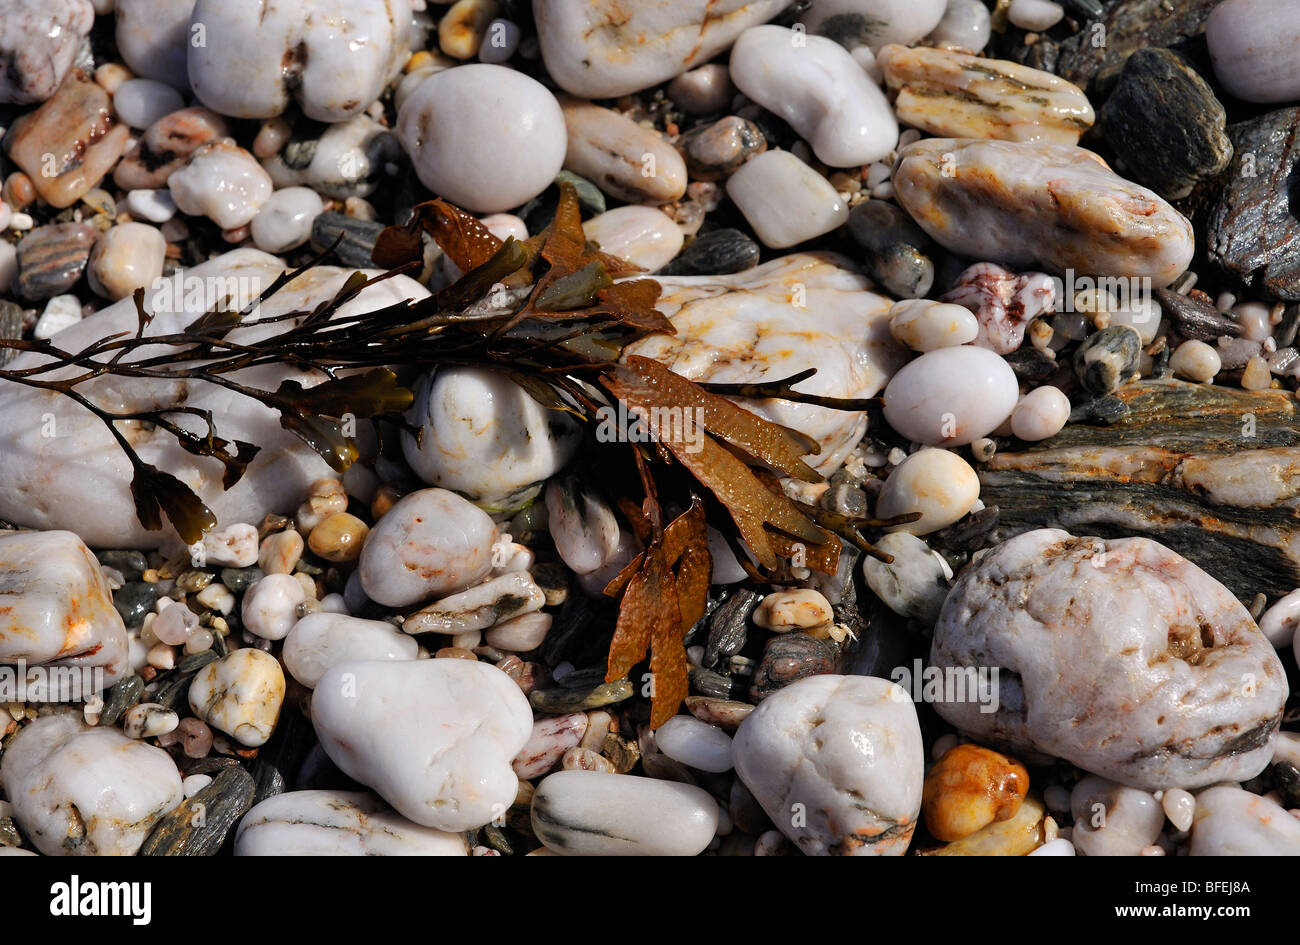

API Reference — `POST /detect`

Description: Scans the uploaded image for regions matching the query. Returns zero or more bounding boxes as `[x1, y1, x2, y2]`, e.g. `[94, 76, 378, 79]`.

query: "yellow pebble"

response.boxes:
[307, 512, 369, 564]
[923, 743, 1029, 842]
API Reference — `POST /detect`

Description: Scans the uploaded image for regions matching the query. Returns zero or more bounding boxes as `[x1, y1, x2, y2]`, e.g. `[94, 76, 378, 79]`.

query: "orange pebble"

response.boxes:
[923, 743, 1028, 842]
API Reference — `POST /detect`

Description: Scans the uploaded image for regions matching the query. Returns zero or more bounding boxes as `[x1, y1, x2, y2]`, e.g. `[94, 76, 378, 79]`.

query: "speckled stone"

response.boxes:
[1057, 0, 1221, 94]
[749, 631, 836, 702]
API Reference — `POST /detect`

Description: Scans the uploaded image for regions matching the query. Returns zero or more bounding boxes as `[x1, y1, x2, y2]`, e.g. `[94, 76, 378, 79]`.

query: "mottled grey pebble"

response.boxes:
[1057, 0, 1221, 93]
[749, 632, 835, 702]
[113, 581, 157, 628]
[221, 566, 265, 594]
[310, 212, 386, 268]
[847, 200, 934, 300]
[659, 228, 760, 276]
[99, 674, 144, 728]
[679, 116, 767, 180]
[15, 223, 97, 301]
[139, 765, 254, 856]
[704, 587, 760, 668]
[1153, 288, 1243, 341]
[1074, 325, 1142, 395]
[98, 549, 147, 581]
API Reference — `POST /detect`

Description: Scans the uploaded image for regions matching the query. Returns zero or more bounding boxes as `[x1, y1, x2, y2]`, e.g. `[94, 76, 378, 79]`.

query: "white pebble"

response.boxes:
[581, 205, 684, 272]
[124, 188, 177, 223]
[1169, 339, 1221, 382]
[727, 150, 848, 249]
[1010, 385, 1070, 441]
[169, 140, 273, 229]
[882, 345, 1020, 446]
[34, 295, 83, 339]
[250, 186, 324, 253]
[1260, 588, 1300, 647]
[888, 299, 979, 352]
[1162, 788, 1196, 833]
[202, 522, 259, 567]
[1028, 837, 1076, 855]
[655, 716, 734, 773]
[113, 78, 184, 129]
[1008, 0, 1065, 32]
[88, 221, 166, 300]
[927, 0, 992, 52]
[241, 573, 307, 641]
[182, 774, 213, 798]
[876, 448, 980, 536]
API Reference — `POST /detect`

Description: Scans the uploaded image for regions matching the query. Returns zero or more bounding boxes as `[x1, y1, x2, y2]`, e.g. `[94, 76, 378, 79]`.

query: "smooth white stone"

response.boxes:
[894, 138, 1196, 288]
[798, 0, 947, 51]
[1163, 787, 1196, 832]
[87, 221, 166, 301]
[402, 366, 580, 511]
[0, 530, 129, 697]
[0, 713, 182, 855]
[236, 789, 468, 855]
[115, 0, 193, 90]
[0, 0, 95, 105]
[1207, 0, 1300, 105]
[169, 140, 273, 229]
[535, 0, 789, 99]
[623, 253, 908, 475]
[545, 478, 620, 576]
[655, 716, 735, 773]
[397, 64, 566, 213]
[1259, 588, 1300, 647]
[875, 447, 979, 536]
[1069, 775, 1164, 856]
[152, 599, 196, 644]
[479, 213, 527, 243]
[250, 186, 323, 254]
[753, 589, 835, 631]
[861, 531, 951, 623]
[262, 115, 396, 199]
[1189, 786, 1300, 855]
[931, 528, 1288, 790]
[403, 571, 545, 635]
[730, 25, 898, 167]
[113, 79, 184, 129]
[358, 488, 498, 608]
[582, 206, 684, 272]
[1169, 339, 1221, 382]
[483, 611, 551, 652]
[733, 674, 924, 855]
[561, 99, 687, 203]
[188, 0, 413, 121]
[927, 0, 991, 52]
[1010, 385, 1070, 441]
[1007, 0, 1064, 32]
[512, 712, 588, 780]
[182, 774, 212, 797]
[726, 150, 849, 249]
[530, 770, 719, 856]
[188, 647, 285, 747]
[241, 573, 306, 641]
[888, 299, 979, 351]
[124, 188, 177, 223]
[1028, 837, 1076, 855]
[882, 345, 1019, 446]
[202, 522, 259, 568]
[283, 612, 418, 688]
[33, 296, 83, 340]
[311, 658, 533, 831]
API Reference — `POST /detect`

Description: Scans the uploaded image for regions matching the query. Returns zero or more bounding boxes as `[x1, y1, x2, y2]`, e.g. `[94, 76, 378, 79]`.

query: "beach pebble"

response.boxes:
[536, 0, 788, 99]
[861, 531, 951, 623]
[582, 206, 684, 273]
[169, 140, 273, 229]
[923, 744, 1028, 842]
[87, 222, 166, 301]
[733, 674, 924, 855]
[311, 658, 532, 831]
[0, 0, 95, 105]
[882, 345, 1019, 446]
[241, 573, 307, 641]
[545, 477, 620, 576]
[1163, 788, 1196, 832]
[113, 78, 185, 130]
[561, 99, 686, 203]
[358, 487, 498, 607]
[1169, 339, 1222, 383]
[894, 138, 1195, 288]
[753, 589, 835, 632]
[4, 71, 131, 208]
[483, 613, 551, 653]
[926, 793, 1049, 855]
[1008, 0, 1065, 32]
[403, 571, 546, 636]
[188, 647, 285, 747]
[114, 106, 229, 190]
[1075, 325, 1142, 395]
[1028, 838, 1076, 856]
[1258, 588, 1300, 647]
[282, 612, 418, 688]
[250, 187, 324, 254]
[403, 366, 580, 511]
[0, 530, 129, 697]
[1188, 785, 1300, 855]
[798, 0, 947, 51]
[396, 64, 566, 213]
[531, 771, 719, 856]
[1011, 386, 1070, 441]
[879, 45, 1093, 145]
[927, 0, 991, 52]
[33, 296, 83, 339]
[667, 63, 736, 115]
[659, 228, 760, 278]
[188, 0, 412, 121]
[15, 223, 97, 302]
[115, 0, 194, 90]
[847, 200, 935, 299]
[888, 299, 979, 352]
[655, 716, 734, 773]
[123, 703, 179, 739]
[678, 115, 767, 181]
[236, 789, 468, 856]
[726, 150, 849, 249]
[1069, 776, 1164, 856]
[875, 448, 980, 536]
[0, 713, 182, 856]
[939, 263, 1057, 354]
[512, 713, 589, 780]
[1207, 0, 1300, 105]
[263, 115, 399, 199]
[930, 528, 1288, 790]
[124, 188, 177, 223]
[730, 25, 898, 167]
[624, 253, 908, 475]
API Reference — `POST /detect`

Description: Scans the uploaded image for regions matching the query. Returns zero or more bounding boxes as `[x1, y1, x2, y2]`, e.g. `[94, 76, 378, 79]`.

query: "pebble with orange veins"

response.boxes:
[3, 69, 131, 208]
[923, 743, 1029, 842]
[894, 138, 1196, 288]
